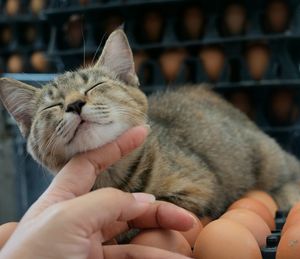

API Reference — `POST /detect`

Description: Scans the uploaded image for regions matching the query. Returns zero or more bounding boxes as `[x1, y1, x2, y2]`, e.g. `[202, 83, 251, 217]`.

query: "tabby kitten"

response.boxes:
[1, 29, 300, 218]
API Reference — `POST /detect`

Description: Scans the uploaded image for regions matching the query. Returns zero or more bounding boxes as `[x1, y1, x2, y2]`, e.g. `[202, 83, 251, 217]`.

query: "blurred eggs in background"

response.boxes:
[181, 6, 204, 40]
[199, 45, 225, 82]
[223, 3, 247, 36]
[7, 53, 24, 73]
[159, 48, 187, 83]
[245, 43, 270, 81]
[30, 51, 49, 73]
[5, 0, 20, 16]
[265, 0, 290, 33]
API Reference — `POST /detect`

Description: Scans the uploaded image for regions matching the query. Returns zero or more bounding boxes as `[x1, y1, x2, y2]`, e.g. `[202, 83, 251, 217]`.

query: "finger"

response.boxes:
[46, 189, 155, 239]
[0, 222, 18, 249]
[87, 233, 102, 259]
[101, 201, 195, 241]
[129, 201, 195, 232]
[103, 244, 192, 259]
[25, 126, 148, 219]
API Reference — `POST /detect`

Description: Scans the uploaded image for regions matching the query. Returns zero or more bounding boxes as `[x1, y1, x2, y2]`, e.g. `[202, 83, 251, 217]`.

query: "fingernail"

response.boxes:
[132, 192, 156, 203]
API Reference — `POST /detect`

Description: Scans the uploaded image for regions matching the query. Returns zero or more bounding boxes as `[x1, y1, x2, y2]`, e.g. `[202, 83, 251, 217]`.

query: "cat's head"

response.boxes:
[0, 29, 148, 172]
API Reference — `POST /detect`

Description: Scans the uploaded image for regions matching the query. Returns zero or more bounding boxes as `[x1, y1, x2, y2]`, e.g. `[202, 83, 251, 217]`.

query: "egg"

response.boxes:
[265, 0, 289, 33]
[130, 229, 192, 256]
[30, 0, 46, 15]
[244, 190, 278, 217]
[269, 89, 298, 126]
[24, 26, 37, 44]
[159, 49, 187, 83]
[221, 209, 271, 248]
[199, 46, 225, 82]
[223, 3, 246, 36]
[182, 6, 204, 40]
[143, 11, 163, 42]
[245, 43, 270, 81]
[133, 51, 148, 73]
[0, 222, 18, 249]
[276, 223, 300, 259]
[282, 209, 300, 234]
[7, 54, 24, 73]
[228, 197, 275, 230]
[180, 212, 203, 248]
[30, 51, 49, 72]
[65, 15, 83, 48]
[282, 202, 300, 236]
[0, 26, 13, 45]
[228, 91, 254, 119]
[193, 219, 262, 259]
[5, 0, 20, 16]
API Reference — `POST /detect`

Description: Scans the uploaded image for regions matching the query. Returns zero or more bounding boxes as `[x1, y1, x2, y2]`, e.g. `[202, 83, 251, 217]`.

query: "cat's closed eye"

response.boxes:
[85, 81, 106, 95]
[41, 103, 63, 111]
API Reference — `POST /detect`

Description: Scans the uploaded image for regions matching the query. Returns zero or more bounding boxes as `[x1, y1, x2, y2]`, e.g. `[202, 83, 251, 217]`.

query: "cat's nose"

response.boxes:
[66, 100, 86, 114]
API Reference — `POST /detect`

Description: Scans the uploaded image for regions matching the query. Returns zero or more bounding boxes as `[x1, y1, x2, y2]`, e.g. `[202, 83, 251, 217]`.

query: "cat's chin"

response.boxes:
[66, 121, 130, 156]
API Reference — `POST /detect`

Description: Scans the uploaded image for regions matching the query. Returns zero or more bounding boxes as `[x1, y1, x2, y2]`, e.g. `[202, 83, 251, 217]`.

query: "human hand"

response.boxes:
[0, 126, 194, 259]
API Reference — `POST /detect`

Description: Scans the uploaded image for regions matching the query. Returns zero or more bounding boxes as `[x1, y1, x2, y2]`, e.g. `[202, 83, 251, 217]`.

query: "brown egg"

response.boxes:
[193, 219, 262, 259]
[105, 15, 123, 35]
[182, 6, 204, 40]
[180, 212, 203, 248]
[282, 209, 300, 234]
[79, 0, 89, 5]
[159, 49, 187, 83]
[24, 26, 37, 44]
[7, 54, 24, 73]
[265, 0, 289, 33]
[1, 26, 13, 45]
[287, 201, 300, 218]
[133, 51, 148, 73]
[245, 43, 270, 81]
[228, 197, 275, 230]
[130, 229, 192, 257]
[30, 0, 46, 15]
[0, 222, 18, 249]
[221, 209, 271, 248]
[228, 91, 254, 119]
[224, 3, 246, 35]
[65, 15, 83, 48]
[270, 89, 298, 124]
[245, 190, 278, 217]
[143, 11, 163, 42]
[276, 223, 300, 259]
[5, 0, 20, 16]
[199, 46, 225, 81]
[30, 51, 49, 72]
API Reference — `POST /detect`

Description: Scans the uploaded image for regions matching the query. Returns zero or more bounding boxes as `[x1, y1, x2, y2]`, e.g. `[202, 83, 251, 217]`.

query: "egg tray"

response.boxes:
[261, 210, 288, 259]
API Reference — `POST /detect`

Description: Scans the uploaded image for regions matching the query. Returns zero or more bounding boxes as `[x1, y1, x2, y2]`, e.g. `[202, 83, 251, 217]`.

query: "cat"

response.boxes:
[1, 29, 300, 219]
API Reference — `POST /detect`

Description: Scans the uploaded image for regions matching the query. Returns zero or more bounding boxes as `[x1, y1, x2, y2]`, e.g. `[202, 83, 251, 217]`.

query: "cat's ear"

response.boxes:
[0, 78, 40, 137]
[95, 29, 139, 87]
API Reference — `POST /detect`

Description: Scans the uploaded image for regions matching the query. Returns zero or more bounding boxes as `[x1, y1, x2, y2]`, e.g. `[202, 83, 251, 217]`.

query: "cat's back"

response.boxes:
[148, 84, 257, 131]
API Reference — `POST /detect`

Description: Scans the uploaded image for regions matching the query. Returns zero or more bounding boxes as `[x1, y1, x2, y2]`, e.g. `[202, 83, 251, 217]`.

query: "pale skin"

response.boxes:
[0, 126, 194, 259]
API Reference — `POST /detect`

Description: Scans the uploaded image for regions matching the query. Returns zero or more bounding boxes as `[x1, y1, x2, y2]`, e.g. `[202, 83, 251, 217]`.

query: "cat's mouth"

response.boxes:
[66, 118, 113, 145]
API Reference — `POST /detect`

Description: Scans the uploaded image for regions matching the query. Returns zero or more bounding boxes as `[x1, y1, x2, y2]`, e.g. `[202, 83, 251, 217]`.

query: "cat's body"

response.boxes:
[1, 29, 300, 218]
[95, 85, 300, 217]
